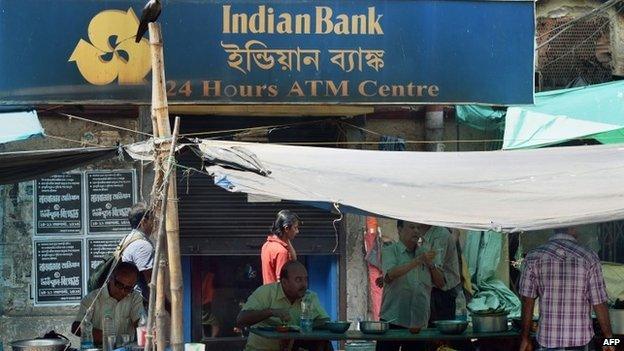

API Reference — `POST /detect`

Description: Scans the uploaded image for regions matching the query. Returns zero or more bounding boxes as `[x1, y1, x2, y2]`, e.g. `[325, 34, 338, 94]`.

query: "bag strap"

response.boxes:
[113, 231, 149, 259]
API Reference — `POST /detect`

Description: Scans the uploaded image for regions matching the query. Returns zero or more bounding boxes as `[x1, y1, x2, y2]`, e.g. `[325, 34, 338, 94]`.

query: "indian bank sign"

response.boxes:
[0, 0, 535, 105]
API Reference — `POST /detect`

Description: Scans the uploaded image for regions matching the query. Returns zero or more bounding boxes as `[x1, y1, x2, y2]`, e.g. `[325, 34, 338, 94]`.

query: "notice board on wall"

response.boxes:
[87, 171, 136, 234]
[35, 173, 83, 235]
[86, 237, 122, 282]
[31, 169, 137, 305]
[34, 240, 83, 304]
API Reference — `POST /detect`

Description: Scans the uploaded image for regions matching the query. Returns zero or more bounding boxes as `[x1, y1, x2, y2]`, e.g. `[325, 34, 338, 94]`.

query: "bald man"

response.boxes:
[237, 261, 331, 351]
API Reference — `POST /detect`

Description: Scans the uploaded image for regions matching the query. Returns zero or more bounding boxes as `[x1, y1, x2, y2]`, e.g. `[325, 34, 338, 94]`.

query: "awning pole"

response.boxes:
[148, 21, 184, 351]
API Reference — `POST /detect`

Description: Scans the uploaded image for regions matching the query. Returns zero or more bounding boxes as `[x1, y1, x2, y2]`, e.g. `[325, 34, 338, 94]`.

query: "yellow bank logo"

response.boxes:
[69, 8, 151, 85]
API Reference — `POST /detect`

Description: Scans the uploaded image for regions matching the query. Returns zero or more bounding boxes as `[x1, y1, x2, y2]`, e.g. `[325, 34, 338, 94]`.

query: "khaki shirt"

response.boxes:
[75, 285, 144, 337]
[424, 226, 461, 291]
[380, 241, 432, 328]
[242, 283, 330, 351]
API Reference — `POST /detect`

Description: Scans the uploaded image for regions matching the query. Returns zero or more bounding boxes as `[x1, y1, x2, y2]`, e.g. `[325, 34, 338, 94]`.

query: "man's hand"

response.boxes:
[271, 309, 291, 323]
[519, 336, 533, 351]
[418, 250, 436, 266]
[286, 239, 298, 260]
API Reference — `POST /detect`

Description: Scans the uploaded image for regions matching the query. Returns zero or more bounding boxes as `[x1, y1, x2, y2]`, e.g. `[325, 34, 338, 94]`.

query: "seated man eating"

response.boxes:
[72, 262, 145, 346]
[237, 260, 332, 351]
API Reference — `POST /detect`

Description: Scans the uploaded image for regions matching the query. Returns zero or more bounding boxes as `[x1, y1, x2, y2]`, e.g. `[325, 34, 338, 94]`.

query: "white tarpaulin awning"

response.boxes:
[0, 110, 44, 144]
[197, 140, 624, 233]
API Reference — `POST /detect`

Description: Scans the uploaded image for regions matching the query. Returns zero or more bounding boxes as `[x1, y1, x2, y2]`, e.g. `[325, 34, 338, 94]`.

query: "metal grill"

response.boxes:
[536, 16, 612, 91]
[599, 220, 624, 262]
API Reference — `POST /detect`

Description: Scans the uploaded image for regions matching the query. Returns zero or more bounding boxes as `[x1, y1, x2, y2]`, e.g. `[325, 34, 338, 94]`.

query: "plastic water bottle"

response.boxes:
[80, 320, 94, 350]
[102, 308, 115, 351]
[300, 291, 313, 333]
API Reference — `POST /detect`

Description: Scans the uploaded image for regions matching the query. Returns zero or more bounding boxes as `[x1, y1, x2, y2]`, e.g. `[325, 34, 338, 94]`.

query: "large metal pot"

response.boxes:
[471, 312, 509, 333]
[11, 339, 69, 351]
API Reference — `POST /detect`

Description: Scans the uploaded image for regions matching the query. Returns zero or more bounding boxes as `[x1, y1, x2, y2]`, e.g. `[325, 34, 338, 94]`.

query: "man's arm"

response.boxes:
[274, 251, 290, 282]
[519, 296, 535, 351]
[385, 259, 421, 283]
[286, 239, 297, 261]
[236, 309, 289, 327]
[385, 251, 435, 283]
[594, 302, 613, 338]
[429, 266, 445, 289]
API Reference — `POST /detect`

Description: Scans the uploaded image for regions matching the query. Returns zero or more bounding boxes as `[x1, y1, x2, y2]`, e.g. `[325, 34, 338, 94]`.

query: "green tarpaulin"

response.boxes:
[456, 81, 624, 149]
[503, 80, 624, 149]
[455, 105, 505, 132]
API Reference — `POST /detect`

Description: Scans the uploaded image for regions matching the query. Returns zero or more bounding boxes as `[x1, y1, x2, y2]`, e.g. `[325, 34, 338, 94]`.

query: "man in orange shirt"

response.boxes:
[261, 210, 300, 284]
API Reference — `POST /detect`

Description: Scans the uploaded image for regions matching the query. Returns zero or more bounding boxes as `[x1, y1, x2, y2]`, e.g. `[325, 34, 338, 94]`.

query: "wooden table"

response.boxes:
[251, 327, 520, 341]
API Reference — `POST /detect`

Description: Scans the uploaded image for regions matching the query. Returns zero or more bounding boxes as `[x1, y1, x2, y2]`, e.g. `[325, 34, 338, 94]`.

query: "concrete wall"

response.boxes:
[0, 113, 140, 349]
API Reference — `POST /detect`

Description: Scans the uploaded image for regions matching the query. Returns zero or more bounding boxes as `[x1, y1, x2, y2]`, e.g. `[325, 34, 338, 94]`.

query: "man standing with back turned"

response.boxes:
[519, 227, 614, 351]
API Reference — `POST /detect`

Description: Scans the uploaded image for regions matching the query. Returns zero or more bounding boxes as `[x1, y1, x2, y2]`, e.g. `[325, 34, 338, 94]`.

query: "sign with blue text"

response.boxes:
[0, 0, 535, 105]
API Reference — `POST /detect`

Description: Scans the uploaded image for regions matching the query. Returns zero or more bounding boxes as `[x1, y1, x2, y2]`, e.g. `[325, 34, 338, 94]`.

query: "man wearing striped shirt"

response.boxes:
[519, 227, 614, 351]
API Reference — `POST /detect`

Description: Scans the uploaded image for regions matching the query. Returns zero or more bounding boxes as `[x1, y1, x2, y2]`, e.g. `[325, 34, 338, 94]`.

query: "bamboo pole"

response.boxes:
[149, 22, 171, 138]
[148, 22, 183, 351]
[156, 252, 167, 350]
[145, 188, 166, 351]
[164, 134, 183, 351]
[145, 118, 181, 351]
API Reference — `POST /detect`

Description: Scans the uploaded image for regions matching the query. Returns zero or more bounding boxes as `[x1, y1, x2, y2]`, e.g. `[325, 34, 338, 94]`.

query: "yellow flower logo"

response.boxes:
[69, 8, 151, 85]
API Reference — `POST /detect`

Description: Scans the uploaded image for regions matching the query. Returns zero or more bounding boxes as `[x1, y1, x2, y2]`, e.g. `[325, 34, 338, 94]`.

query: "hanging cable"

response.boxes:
[332, 203, 344, 253]
[46, 134, 109, 148]
[56, 112, 153, 137]
[180, 118, 340, 137]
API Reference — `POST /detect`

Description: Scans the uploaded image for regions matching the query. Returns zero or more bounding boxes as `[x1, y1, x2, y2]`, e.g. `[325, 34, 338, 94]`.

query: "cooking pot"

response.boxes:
[11, 339, 69, 351]
[471, 311, 509, 333]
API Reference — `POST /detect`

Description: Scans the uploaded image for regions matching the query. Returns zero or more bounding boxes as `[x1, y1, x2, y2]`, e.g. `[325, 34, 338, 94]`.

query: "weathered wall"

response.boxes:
[0, 113, 141, 349]
[536, 0, 624, 77]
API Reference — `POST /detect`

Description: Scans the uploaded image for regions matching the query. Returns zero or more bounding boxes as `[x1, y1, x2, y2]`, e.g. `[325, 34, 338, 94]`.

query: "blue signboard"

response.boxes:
[0, 0, 534, 105]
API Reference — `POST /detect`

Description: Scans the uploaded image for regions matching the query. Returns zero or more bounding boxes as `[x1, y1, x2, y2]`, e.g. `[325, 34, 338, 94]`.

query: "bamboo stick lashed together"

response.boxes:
[148, 21, 184, 351]
[145, 118, 181, 351]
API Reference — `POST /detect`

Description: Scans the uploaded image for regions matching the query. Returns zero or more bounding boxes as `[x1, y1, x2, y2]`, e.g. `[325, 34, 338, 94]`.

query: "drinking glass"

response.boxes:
[106, 335, 117, 351]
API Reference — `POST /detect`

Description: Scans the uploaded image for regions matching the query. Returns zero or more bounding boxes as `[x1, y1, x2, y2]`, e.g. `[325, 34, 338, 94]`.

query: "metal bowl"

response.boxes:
[359, 321, 389, 334]
[11, 339, 69, 351]
[435, 320, 468, 334]
[325, 321, 351, 333]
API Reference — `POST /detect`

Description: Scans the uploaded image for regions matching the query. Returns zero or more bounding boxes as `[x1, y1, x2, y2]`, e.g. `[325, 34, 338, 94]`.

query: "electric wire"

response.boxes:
[179, 118, 340, 137]
[45, 134, 110, 148]
[57, 112, 153, 137]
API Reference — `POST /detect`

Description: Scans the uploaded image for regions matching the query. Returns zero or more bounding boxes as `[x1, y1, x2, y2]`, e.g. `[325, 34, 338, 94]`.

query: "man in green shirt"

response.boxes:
[237, 260, 331, 351]
[377, 220, 438, 351]
[423, 225, 461, 324]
